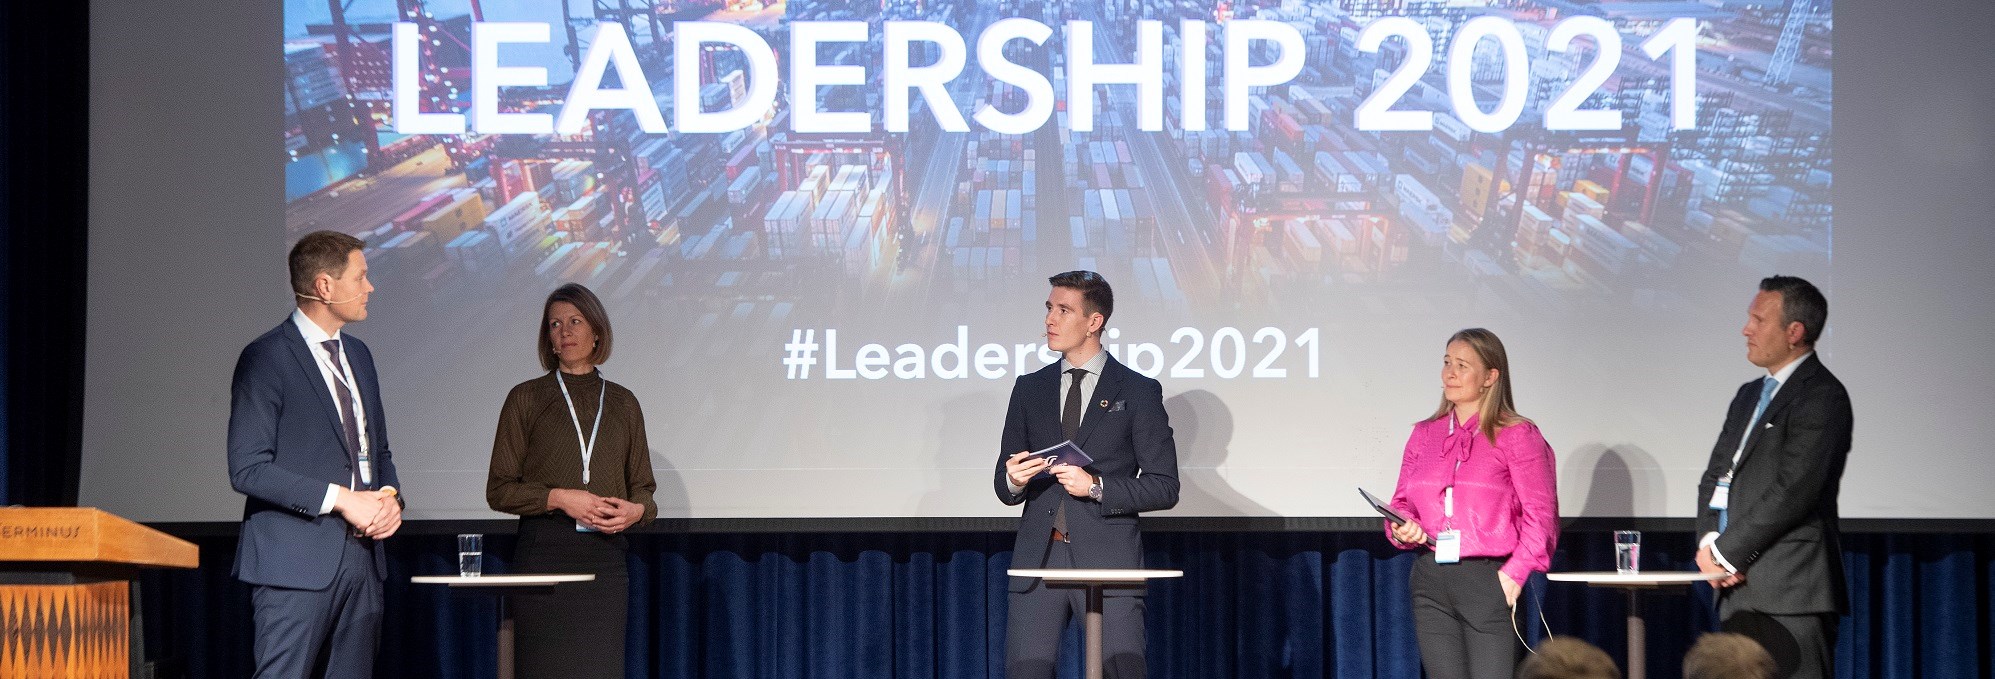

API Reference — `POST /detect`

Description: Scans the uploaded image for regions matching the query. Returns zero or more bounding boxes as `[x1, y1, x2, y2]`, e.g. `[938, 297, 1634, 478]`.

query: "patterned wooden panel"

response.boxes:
[0, 581, 128, 678]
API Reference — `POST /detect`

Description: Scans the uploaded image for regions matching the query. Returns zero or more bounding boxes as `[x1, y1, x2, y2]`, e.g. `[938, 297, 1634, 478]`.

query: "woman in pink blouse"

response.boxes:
[1386, 328, 1559, 679]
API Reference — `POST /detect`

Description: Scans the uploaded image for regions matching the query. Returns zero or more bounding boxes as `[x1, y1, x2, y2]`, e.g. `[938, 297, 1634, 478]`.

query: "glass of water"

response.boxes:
[457, 533, 483, 577]
[1614, 530, 1641, 574]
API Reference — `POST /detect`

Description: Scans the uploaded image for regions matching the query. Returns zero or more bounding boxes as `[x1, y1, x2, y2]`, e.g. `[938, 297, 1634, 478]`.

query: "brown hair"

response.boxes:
[1426, 327, 1528, 444]
[1519, 637, 1621, 679]
[288, 230, 365, 298]
[1682, 633, 1774, 679]
[1760, 275, 1827, 346]
[1048, 270, 1114, 325]
[537, 283, 614, 371]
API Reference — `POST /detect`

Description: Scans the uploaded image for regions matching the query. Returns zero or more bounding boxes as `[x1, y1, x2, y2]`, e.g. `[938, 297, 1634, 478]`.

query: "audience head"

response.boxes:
[1519, 637, 1621, 679]
[1683, 632, 1776, 679]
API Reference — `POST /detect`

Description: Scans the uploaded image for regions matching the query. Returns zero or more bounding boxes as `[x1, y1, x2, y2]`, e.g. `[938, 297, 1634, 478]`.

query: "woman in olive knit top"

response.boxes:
[487, 283, 657, 678]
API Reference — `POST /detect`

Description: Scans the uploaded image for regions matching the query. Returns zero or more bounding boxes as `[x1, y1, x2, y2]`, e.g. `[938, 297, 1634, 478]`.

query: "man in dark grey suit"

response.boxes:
[1695, 275, 1853, 679]
[228, 231, 403, 678]
[995, 270, 1179, 679]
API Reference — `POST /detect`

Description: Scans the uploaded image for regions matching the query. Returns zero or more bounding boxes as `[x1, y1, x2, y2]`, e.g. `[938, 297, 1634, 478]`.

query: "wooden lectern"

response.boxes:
[0, 507, 197, 678]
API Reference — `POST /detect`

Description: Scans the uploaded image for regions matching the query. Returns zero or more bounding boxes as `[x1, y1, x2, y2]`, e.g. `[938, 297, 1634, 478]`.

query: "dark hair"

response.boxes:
[289, 230, 365, 298]
[537, 283, 614, 371]
[1759, 275, 1827, 346]
[1682, 633, 1774, 679]
[1426, 328, 1529, 444]
[1519, 636, 1621, 679]
[1048, 270, 1114, 324]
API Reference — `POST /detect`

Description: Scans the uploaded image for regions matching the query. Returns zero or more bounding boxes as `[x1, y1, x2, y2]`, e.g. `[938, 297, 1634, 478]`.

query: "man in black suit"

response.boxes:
[1695, 275, 1852, 679]
[228, 231, 404, 678]
[995, 270, 1180, 679]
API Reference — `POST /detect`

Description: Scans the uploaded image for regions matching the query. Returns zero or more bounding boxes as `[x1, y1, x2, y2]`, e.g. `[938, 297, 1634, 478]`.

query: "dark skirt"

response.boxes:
[509, 513, 630, 679]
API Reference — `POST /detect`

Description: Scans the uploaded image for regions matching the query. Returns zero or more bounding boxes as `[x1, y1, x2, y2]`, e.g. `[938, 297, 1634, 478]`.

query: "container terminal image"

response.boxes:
[285, 0, 1831, 351]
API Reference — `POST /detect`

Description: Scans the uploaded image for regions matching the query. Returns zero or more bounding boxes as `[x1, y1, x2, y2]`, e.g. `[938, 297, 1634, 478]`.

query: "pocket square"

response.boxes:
[1108, 400, 1126, 412]
[1763, 422, 1774, 429]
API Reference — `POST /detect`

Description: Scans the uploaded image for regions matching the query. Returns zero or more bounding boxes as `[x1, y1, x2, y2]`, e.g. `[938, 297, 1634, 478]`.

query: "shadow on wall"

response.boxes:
[916, 389, 1007, 516]
[1561, 443, 1669, 518]
[1164, 389, 1272, 516]
[649, 447, 691, 519]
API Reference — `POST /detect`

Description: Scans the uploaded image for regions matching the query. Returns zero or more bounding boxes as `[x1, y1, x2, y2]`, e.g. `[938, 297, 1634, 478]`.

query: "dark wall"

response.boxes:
[1, 0, 88, 506]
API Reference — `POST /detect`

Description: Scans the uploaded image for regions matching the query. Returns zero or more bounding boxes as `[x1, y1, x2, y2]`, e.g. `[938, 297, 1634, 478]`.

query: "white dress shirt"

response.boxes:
[1704, 351, 1812, 572]
[1007, 350, 1108, 495]
[291, 309, 376, 514]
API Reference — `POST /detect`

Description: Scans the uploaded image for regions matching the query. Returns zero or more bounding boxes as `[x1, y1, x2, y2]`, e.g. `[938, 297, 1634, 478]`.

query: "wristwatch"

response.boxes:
[1088, 477, 1103, 502]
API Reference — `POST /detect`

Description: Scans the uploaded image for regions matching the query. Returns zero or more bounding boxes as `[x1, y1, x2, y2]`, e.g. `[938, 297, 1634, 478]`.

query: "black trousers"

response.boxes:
[250, 535, 382, 679]
[1409, 553, 1519, 679]
[1004, 539, 1147, 679]
[1718, 603, 1838, 679]
[509, 514, 630, 679]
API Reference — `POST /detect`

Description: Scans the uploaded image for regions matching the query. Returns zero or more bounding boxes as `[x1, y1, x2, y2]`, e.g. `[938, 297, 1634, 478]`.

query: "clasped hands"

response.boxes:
[1005, 451, 1096, 499]
[1695, 544, 1746, 588]
[333, 488, 403, 539]
[549, 488, 645, 533]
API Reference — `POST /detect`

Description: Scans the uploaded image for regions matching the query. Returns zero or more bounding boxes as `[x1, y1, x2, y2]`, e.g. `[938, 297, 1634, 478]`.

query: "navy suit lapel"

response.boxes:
[348, 340, 383, 444]
[282, 319, 357, 459]
[1030, 362, 1064, 445]
[1074, 358, 1125, 450]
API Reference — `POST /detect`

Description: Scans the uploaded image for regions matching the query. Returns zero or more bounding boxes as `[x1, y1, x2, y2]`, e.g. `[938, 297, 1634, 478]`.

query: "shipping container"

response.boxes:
[552, 194, 605, 237]
[390, 193, 453, 233]
[798, 165, 830, 203]
[486, 191, 553, 253]
[1394, 175, 1452, 246]
[1272, 151, 1305, 193]
[727, 166, 766, 206]
[417, 189, 488, 239]
[1233, 152, 1268, 187]
[1286, 219, 1323, 265]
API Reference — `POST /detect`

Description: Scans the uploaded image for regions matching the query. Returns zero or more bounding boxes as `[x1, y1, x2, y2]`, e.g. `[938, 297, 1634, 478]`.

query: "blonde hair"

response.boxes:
[1683, 633, 1775, 679]
[1425, 328, 1528, 444]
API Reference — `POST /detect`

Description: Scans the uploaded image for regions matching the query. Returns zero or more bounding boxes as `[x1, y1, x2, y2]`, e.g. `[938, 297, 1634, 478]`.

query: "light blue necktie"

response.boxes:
[1749, 376, 1780, 430]
[1719, 376, 1781, 533]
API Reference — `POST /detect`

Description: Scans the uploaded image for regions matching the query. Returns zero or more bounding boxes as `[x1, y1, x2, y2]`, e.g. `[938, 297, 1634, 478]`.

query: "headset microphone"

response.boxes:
[296, 292, 365, 305]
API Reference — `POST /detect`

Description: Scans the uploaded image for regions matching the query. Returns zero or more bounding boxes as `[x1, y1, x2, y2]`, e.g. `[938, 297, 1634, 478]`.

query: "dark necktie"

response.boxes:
[1055, 367, 1088, 540]
[1062, 368, 1088, 441]
[322, 339, 365, 488]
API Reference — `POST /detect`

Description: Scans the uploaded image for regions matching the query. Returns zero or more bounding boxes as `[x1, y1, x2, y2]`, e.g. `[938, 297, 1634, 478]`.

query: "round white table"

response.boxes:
[1006, 569, 1183, 679]
[412, 574, 595, 679]
[1546, 571, 1719, 679]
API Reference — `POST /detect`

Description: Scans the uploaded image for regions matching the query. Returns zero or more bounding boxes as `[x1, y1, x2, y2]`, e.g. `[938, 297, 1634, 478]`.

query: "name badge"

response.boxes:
[1709, 479, 1731, 511]
[1435, 530, 1462, 564]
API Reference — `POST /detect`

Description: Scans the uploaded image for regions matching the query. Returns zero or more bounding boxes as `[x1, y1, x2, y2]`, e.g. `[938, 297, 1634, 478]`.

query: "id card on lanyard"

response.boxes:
[556, 370, 606, 532]
[1436, 416, 1465, 564]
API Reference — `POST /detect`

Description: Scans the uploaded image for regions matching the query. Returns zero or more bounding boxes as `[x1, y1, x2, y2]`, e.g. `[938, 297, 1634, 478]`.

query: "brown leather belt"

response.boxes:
[1051, 528, 1071, 543]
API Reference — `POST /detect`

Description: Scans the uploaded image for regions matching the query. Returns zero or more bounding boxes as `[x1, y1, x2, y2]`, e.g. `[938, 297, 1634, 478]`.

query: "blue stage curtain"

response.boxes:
[139, 530, 1991, 678]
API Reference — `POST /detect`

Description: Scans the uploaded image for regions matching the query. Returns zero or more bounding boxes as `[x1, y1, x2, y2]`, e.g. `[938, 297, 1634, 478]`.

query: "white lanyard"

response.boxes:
[1443, 416, 1470, 525]
[554, 370, 606, 485]
[314, 341, 370, 484]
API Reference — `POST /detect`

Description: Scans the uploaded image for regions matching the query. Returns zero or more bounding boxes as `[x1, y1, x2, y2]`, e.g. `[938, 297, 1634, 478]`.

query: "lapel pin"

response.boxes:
[1098, 399, 1109, 408]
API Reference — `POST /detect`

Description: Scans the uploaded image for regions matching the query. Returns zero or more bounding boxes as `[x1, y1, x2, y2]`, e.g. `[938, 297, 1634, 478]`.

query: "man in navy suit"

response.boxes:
[228, 230, 404, 678]
[1695, 276, 1853, 679]
[996, 270, 1179, 679]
